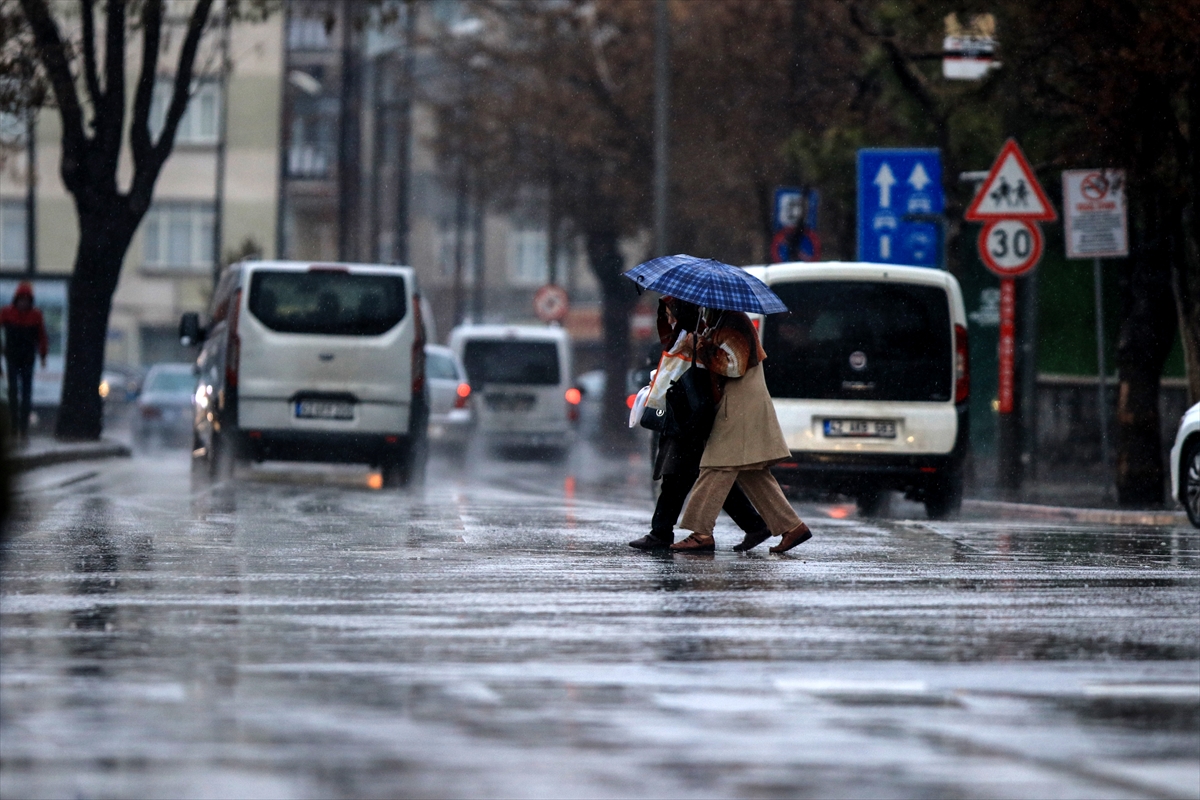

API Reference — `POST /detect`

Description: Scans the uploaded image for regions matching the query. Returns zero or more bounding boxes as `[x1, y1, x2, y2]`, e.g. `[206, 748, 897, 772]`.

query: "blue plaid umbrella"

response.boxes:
[624, 254, 789, 314]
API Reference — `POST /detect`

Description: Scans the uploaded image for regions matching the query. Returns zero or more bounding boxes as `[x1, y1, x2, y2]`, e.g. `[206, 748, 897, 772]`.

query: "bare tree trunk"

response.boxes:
[1115, 197, 1179, 506]
[1179, 66, 1200, 406]
[56, 209, 134, 440]
[1175, 204, 1200, 406]
[586, 228, 635, 449]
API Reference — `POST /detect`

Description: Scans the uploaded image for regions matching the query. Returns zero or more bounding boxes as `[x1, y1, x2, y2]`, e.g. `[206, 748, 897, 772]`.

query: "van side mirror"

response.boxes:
[179, 312, 205, 346]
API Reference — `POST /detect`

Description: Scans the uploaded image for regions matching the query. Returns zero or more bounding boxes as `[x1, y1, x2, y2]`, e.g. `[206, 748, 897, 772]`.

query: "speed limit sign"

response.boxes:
[978, 218, 1044, 277]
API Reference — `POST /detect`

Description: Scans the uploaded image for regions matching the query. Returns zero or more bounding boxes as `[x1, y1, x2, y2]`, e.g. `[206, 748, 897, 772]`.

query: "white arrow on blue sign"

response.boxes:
[857, 148, 943, 268]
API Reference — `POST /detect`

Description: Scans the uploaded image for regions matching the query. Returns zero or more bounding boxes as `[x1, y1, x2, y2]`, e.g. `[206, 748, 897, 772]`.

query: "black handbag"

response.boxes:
[639, 335, 719, 439]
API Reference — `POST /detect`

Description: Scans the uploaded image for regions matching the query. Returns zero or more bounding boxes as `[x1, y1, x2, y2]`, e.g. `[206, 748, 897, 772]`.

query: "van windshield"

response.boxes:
[248, 270, 407, 336]
[761, 280, 952, 402]
[462, 340, 560, 386]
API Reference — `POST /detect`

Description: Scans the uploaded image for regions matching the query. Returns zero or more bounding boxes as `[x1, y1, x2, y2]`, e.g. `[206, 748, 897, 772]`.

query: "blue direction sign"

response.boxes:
[857, 149, 943, 267]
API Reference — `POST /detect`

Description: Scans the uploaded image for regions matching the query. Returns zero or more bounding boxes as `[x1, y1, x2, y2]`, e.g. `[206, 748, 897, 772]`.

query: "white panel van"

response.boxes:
[448, 324, 574, 455]
[748, 262, 970, 518]
[181, 260, 428, 486]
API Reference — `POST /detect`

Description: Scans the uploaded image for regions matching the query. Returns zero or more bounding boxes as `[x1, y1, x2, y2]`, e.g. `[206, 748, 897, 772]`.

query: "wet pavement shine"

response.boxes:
[1, 450, 1198, 799]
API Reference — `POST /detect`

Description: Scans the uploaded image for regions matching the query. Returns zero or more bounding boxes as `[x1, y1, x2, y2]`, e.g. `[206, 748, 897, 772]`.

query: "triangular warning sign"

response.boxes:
[965, 139, 1057, 222]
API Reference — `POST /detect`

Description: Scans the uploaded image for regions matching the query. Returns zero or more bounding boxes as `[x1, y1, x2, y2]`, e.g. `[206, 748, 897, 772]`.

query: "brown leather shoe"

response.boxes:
[769, 522, 812, 553]
[669, 532, 715, 552]
[731, 528, 773, 552]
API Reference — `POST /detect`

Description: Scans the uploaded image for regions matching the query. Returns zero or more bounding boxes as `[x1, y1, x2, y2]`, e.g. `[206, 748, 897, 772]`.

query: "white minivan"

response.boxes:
[180, 260, 428, 486]
[748, 262, 970, 518]
[448, 324, 574, 456]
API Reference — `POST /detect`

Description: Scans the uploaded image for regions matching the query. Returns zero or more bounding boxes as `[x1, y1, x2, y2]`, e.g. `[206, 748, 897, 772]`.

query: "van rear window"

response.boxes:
[463, 341, 560, 386]
[761, 280, 952, 402]
[248, 270, 407, 336]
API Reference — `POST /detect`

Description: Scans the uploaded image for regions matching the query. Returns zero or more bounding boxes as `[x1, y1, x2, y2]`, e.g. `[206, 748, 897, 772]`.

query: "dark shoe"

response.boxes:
[732, 528, 773, 552]
[769, 522, 812, 554]
[669, 532, 715, 553]
[629, 531, 673, 551]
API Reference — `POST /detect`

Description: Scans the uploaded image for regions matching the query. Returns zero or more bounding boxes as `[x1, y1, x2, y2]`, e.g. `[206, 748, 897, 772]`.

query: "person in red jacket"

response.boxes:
[1, 282, 49, 441]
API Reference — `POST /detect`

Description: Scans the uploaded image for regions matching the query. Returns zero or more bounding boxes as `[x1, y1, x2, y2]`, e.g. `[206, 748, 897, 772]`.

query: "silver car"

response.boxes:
[134, 363, 196, 448]
[424, 344, 474, 460]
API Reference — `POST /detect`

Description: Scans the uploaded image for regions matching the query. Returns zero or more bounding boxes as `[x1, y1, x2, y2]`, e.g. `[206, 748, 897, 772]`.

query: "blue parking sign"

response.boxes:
[857, 149, 943, 268]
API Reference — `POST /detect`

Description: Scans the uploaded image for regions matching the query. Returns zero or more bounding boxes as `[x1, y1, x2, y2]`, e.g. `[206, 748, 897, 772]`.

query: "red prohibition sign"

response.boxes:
[1080, 172, 1109, 201]
[978, 219, 1044, 278]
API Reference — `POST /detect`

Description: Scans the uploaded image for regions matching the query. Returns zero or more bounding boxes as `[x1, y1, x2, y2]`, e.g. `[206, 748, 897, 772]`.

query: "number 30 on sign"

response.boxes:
[978, 218, 1043, 278]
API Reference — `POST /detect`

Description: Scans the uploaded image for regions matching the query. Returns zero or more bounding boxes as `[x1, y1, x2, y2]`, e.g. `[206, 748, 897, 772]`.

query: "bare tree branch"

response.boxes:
[17, 0, 86, 182]
[130, 0, 163, 171]
[98, 0, 127, 168]
[132, 0, 215, 209]
[79, 0, 103, 115]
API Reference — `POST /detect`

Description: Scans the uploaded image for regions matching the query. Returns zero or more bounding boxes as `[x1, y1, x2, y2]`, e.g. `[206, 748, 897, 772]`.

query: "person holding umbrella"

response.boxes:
[624, 256, 811, 553]
[628, 295, 771, 551]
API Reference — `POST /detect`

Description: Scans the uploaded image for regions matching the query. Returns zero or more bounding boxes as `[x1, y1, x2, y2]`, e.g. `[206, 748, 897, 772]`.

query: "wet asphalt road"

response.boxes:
[1, 447, 1198, 800]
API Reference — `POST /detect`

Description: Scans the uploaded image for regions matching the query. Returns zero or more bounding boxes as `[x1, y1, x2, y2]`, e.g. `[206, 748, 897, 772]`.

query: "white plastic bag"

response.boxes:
[628, 383, 652, 428]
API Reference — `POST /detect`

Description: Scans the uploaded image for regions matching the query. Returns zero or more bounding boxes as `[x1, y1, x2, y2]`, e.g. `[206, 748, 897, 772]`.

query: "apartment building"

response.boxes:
[1, 0, 621, 389]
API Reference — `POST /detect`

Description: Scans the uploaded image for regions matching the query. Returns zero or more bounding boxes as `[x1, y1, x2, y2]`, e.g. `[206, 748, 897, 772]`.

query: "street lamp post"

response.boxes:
[653, 0, 670, 258]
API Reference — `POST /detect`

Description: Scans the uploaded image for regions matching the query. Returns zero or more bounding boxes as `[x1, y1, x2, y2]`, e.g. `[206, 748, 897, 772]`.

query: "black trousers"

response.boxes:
[6, 359, 34, 437]
[651, 471, 767, 538]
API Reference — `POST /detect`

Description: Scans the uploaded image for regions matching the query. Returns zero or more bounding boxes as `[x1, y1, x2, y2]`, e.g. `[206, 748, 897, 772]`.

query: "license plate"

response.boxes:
[824, 418, 896, 438]
[295, 399, 355, 420]
[486, 393, 535, 412]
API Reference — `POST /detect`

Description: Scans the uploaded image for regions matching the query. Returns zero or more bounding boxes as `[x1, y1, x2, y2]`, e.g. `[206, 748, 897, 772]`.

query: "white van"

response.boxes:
[181, 260, 428, 486]
[448, 324, 574, 455]
[748, 262, 969, 518]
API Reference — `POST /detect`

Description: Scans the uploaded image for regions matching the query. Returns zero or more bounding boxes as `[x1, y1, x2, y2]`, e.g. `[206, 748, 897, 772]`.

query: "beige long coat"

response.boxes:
[700, 361, 790, 469]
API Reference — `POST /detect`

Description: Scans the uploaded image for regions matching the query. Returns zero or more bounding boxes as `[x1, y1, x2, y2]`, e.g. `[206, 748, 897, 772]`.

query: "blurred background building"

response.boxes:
[276, 0, 607, 350]
[0, 0, 613, 381]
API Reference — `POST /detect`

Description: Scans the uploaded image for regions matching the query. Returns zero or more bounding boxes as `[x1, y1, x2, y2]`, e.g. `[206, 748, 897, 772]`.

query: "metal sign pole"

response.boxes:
[997, 277, 1020, 492]
[1093, 257, 1111, 486]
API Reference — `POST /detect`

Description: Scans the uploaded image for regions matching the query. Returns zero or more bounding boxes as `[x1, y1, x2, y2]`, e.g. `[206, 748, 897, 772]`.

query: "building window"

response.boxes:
[143, 203, 214, 270]
[287, 102, 337, 179]
[508, 228, 551, 287]
[288, 15, 332, 50]
[0, 200, 28, 269]
[149, 80, 220, 145]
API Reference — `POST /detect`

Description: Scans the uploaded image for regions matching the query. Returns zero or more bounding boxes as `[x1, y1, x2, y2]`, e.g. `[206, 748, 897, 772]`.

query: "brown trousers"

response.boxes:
[679, 466, 803, 537]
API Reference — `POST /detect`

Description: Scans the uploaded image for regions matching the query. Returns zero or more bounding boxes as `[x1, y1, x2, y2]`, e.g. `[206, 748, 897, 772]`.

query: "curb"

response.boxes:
[963, 499, 1188, 527]
[10, 441, 132, 472]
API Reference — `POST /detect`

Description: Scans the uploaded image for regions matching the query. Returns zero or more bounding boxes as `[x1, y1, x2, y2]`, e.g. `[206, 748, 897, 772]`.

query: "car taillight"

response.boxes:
[626, 393, 636, 409]
[454, 383, 471, 409]
[225, 290, 241, 390]
[565, 388, 582, 422]
[954, 323, 969, 403]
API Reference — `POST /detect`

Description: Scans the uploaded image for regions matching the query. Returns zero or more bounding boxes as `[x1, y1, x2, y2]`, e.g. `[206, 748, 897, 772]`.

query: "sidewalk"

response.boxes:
[962, 498, 1187, 527]
[8, 435, 131, 472]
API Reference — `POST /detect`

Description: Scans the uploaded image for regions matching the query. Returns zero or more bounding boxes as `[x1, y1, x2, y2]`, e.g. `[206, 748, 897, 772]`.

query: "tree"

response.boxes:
[843, 0, 1199, 505]
[14, 0, 271, 440]
[993, 0, 1199, 504]
[428, 1, 658, 443]
[430, 1, 868, 440]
